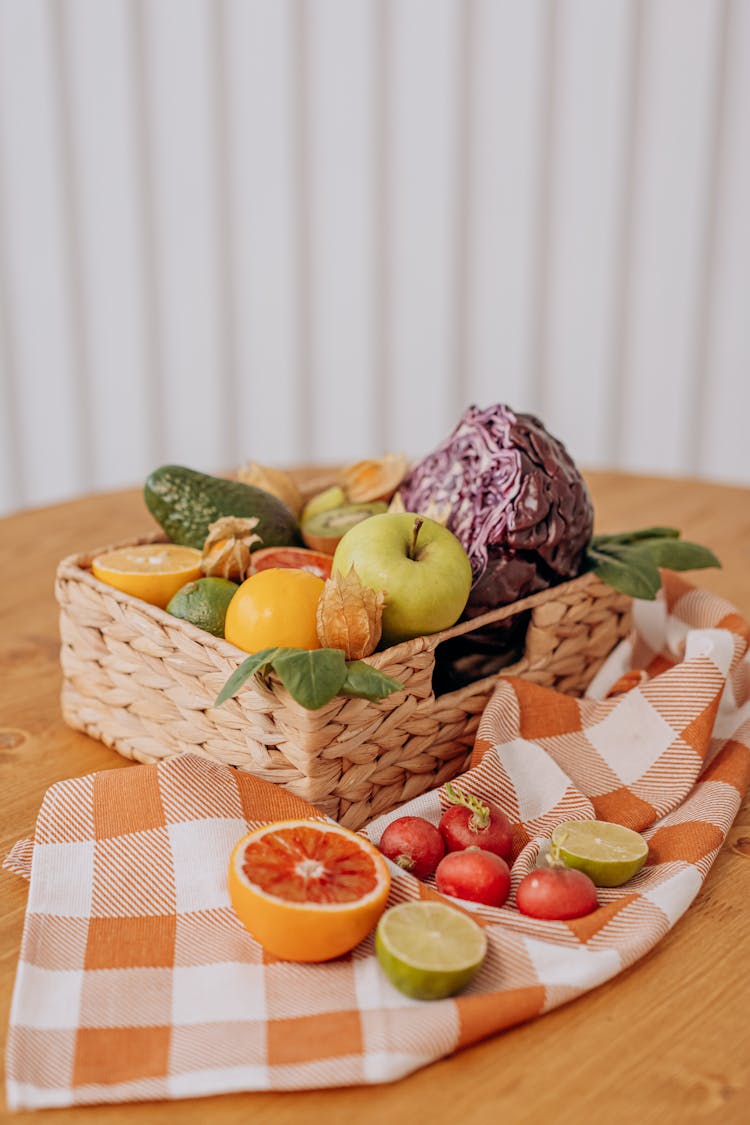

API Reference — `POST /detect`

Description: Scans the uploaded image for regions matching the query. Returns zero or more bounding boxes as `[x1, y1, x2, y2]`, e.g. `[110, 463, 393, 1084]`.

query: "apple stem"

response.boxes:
[408, 517, 424, 561]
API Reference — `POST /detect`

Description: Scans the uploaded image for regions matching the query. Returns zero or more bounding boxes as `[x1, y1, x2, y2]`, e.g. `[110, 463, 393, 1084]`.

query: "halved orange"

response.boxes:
[228, 819, 391, 961]
[91, 544, 203, 608]
[250, 546, 333, 581]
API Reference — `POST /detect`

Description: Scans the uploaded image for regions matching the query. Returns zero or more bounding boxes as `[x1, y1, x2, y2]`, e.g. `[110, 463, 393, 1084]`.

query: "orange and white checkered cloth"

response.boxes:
[5, 572, 750, 1110]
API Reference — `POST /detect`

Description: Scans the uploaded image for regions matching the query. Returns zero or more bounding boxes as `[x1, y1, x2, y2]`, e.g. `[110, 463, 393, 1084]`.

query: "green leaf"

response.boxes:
[587, 526, 720, 600]
[341, 661, 404, 700]
[591, 527, 680, 547]
[272, 648, 348, 710]
[215, 646, 405, 710]
[588, 546, 662, 599]
[624, 538, 721, 572]
[214, 648, 281, 705]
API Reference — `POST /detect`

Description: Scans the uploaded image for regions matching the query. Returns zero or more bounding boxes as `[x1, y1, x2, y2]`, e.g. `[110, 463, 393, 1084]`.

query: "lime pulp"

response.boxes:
[551, 820, 648, 887]
[375, 901, 487, 1001]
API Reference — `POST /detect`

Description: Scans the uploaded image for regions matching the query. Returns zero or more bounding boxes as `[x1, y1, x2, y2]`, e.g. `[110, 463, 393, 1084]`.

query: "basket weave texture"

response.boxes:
[56, 534, 632, 830]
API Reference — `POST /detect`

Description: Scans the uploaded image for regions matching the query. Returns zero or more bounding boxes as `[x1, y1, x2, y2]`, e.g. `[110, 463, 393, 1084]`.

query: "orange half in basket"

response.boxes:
[228, 819, 391, 961]
[91, 545, 203, 609]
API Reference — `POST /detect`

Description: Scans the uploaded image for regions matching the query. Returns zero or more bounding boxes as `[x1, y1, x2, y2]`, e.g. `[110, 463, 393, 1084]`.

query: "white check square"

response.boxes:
[495, 738, 571, 821]
[524, 937, 621, 991]
[172, 963, 266, 1025]
[27, 842, 95, 918]
[168, 818, 247, 913]
[10, 965, 83, 1030]
[586, 689, 674, 785]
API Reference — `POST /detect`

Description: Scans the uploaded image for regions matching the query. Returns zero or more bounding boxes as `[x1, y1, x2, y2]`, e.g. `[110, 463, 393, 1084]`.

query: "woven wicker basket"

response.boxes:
[56, 533, 631, 829]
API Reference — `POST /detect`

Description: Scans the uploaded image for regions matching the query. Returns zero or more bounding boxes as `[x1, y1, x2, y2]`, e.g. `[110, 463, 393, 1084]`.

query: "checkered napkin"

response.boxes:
[5, 572, 750, 1111]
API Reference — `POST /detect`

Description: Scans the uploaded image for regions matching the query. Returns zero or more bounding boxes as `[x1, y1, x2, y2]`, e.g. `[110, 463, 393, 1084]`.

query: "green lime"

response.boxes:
[375, 901, 487, 1001]
[166, 576, 238, 637]
[300, 485, 346, 525]
[551, 820, 649, 887]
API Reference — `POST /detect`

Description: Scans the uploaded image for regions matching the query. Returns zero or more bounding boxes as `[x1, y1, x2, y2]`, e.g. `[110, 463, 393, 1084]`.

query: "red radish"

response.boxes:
[439, 783, 513, 862]
[516, 860, 598, 920]
[378, 816, 445, 879]
[435, 847, 511, 907]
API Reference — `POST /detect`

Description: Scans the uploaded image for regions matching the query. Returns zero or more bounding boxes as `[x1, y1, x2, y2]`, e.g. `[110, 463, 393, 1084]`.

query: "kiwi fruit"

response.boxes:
[301, 502, 387, 554]
[300, 484, 346, 526]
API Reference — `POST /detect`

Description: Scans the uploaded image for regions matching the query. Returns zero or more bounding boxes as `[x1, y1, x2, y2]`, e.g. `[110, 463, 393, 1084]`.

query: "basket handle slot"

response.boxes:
[430, 608, 531, 697]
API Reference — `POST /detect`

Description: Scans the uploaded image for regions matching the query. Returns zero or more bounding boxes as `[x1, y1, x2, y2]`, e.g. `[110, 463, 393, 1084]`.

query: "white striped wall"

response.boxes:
[0, 0, 747, 516]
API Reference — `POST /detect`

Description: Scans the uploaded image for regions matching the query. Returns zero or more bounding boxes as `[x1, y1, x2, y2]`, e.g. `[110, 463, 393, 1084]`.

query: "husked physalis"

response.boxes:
[316, 566, 384, 660]
[339, 453, 408, 504]
[201, 516, 262, 582]
[236, 461, 304, 517]
[388, 490, 451, 526]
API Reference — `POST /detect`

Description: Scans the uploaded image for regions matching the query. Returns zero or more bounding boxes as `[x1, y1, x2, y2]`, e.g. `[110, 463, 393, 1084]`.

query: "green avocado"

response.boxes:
[144, 465, 300, 551]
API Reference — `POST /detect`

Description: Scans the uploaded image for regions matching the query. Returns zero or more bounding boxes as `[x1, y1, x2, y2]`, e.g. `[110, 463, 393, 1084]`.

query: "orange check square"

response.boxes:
[266, 1010, 362, 1066]
[73, 1026, 170, 1087]
[93, 764, 165, 839]
[85, 914, 176, 970]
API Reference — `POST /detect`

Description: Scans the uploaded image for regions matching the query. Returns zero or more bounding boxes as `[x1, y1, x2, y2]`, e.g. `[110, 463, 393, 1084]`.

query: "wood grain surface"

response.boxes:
[1, 470, 749, 1124]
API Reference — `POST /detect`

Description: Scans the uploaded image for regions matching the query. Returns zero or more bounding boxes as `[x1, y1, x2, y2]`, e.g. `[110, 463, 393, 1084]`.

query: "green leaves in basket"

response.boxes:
[586, 527, 720, 600]
[215, 647, 403, 711]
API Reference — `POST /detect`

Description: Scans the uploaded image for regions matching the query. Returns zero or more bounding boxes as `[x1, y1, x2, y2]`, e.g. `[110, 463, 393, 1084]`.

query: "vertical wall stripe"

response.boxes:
[50, 0, 93, 490]
[212, 0, 239, 469]
[608, 0, 643, 466]
[305, 0, 379, 463]
[371, 0, 389, 454]
[527, 1, 557, 418]
[698, 0, 750, 483]
[618, 0, 723, 476]
[0, 141, 23, 508]
[292, 0, 312, 464]
[464, 2, 546, 414]
[452, 0, 473, 420]
[130, 0, 163, 467]
[688, 0, 730, 474]
[384, 0, 463, 456]
[0, 0, 83, 505]
[543, 1, 635, 468]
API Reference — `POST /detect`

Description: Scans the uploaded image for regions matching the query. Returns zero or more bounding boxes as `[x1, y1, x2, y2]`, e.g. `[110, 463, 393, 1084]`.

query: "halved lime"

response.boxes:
[375, 901, 487, 1001]
[551, 820, 648, 887]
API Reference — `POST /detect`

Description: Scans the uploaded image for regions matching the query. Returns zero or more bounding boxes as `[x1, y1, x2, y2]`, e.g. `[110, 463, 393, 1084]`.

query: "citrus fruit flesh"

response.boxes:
[251, 546, 333, 581]
[166, 576, 238, 637]
[551, 820, 649, 887]
[228, 819, 391, 961]
[223, 568, 324, 653]
[91, 544, 202, 608]
[375, 901, 487, 1000]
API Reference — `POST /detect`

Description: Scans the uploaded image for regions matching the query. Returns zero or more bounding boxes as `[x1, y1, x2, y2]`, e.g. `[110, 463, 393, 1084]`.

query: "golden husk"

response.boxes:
[388, 491, 452, 526]
[339, 452, 408, 504]
[236, 461, 304, 517]
[316, 566, 385, 660]
[200, 517, 262, 582]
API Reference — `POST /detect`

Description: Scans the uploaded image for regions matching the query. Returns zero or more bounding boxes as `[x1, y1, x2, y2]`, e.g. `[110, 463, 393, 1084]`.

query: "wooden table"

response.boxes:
[1, 470, 749, 1123]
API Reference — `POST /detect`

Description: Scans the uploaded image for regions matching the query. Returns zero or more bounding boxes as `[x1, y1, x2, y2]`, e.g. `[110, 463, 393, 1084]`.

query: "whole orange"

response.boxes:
[224, 567, 324, 653]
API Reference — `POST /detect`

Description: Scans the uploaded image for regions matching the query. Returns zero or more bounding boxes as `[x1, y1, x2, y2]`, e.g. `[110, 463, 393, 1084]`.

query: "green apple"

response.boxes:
[332, 512, 473, 645]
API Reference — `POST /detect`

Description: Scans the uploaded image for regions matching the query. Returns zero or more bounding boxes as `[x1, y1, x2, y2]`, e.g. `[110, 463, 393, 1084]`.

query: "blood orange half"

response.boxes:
[250, 546, 333, 581]
[228, 819, 391, 961]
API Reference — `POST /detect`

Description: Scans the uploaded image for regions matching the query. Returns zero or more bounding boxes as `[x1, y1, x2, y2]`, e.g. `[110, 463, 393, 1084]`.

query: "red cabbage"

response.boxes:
[399, 404, 594, 612]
